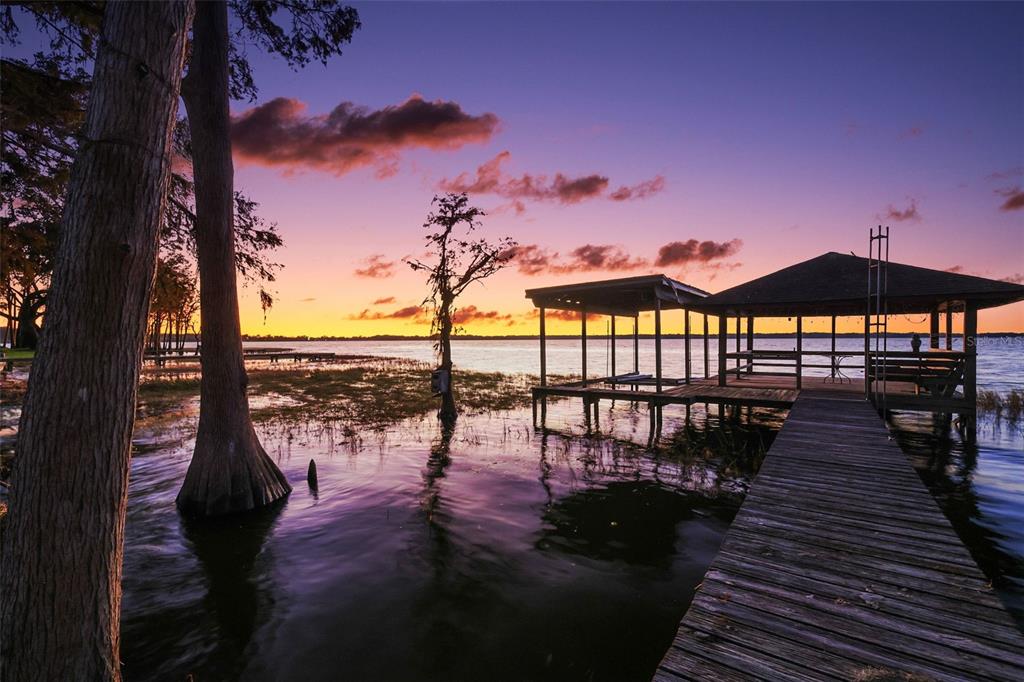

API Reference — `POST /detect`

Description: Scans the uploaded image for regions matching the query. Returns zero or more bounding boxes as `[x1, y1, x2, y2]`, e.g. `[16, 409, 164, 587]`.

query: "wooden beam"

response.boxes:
[634, 313, 640, 374]
[581, 307, 587, 385]
[796, 315, 803, 391]
[963, 304, 977, 405]
[830, 315, 837, 378]
[539, 307, 547, 387]
[684, 307, 691, 385]
[735, 315, 741, 374]
[655, 298, 663, 392]
[610, 315, 616, 380]
[703, 313, 710, 379]
[746, 316, 754, 375]
[945, 308, 953, 351]
[863, 313, 870, 400]
[930, 309, 940, 349]
[718, 315, 727, 387]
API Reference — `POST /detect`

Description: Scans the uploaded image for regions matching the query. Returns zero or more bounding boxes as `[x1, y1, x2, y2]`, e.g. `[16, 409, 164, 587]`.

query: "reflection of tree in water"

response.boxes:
[181, 500, 285, 679]
[657, 408, 781, 494]
[537, 480, 713, 568]
[890, 415, 1014, 577]
[415, 422, 497, 679]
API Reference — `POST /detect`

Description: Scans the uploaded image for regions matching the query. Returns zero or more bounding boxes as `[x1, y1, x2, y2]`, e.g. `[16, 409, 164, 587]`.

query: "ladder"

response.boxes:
[867, 226, 889, 407]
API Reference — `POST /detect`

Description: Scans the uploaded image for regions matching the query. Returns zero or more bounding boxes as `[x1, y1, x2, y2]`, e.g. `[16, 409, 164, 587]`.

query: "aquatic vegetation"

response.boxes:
[977, 389, 1024, 420]
[135, 356, 540, 429]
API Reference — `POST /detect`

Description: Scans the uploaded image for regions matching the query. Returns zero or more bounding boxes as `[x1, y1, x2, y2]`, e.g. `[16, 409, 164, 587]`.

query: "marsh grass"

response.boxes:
[136, 356, 540, 429]
[977, 389, 1023, 420]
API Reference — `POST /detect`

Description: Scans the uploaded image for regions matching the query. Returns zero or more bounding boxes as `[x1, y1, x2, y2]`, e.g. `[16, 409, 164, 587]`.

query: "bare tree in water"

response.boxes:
[407, 193, 516, 425]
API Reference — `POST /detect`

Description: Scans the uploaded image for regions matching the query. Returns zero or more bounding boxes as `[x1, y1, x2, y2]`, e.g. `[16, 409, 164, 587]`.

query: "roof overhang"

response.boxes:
[525, 274, 710, 315]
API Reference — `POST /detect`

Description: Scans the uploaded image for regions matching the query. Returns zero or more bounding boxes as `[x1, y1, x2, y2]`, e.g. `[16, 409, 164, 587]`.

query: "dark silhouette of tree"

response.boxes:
[148, 254, 199, 354]
[0, 1, 192, 678]
[407, 193, 516, 424]
[176, 0, 359, 516]
[0, 5, 284, 347]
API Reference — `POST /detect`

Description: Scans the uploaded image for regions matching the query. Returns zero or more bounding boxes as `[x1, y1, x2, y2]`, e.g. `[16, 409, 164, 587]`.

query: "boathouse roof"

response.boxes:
[525, 274, 709, 316]
[690, 252, 1024, 317]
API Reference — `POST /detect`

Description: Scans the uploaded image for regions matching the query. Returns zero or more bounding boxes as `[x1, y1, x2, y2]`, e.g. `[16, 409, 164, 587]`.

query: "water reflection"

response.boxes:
[538, 480, 711, 568]
[181, 501, 285, 676]
[891, 411, 1024, 627]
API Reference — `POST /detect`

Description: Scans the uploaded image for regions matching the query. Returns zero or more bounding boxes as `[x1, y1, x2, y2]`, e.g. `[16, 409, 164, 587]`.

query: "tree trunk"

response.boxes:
[0, 3, 192, 679]
[177, 0, 291, 517]
[438, 300, 457, 424]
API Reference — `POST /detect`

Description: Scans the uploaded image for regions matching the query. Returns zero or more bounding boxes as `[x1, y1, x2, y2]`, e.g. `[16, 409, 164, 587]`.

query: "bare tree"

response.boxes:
[407, 193, 516, 424]
[0, 1, 192, 678]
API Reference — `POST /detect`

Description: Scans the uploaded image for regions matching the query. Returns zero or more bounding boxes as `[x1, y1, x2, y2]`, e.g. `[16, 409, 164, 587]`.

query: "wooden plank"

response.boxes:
[655, 391, 1024, 680]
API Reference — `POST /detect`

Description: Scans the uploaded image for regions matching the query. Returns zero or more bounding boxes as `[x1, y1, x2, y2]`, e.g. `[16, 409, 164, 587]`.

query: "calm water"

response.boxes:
[118, 398, 781, 681]
[2, 336, 1022, 679]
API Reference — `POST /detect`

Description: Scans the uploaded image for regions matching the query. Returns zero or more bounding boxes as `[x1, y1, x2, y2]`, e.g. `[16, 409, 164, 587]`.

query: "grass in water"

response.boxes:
[977, 389, 1023, 420]
[135, 356, 538, 429]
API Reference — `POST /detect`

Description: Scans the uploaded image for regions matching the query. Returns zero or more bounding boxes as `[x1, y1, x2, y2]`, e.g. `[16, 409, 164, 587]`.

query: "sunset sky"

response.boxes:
[19, 2, 1024, 334]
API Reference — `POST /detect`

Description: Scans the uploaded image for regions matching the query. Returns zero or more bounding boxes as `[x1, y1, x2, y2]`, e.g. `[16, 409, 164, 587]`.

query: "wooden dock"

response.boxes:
[655, 390, 1024, 681]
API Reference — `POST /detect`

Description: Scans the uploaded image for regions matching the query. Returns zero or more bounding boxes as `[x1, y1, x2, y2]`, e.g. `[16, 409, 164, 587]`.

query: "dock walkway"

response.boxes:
[655, 390, 1024, 681]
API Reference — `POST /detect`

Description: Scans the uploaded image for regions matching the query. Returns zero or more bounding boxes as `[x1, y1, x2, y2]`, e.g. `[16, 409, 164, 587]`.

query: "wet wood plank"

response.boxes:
[656, 392, 1024, 681]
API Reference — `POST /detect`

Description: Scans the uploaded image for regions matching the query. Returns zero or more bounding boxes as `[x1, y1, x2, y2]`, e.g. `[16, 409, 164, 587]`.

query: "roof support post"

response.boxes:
[930, 309, 940, 349]
[945, 308, 953, 351]
[610, 315, 616, 380]
[634, 314, 640, 374]
[735, 315, 741, 376]
[746, 316, 754, 375]
[863, 313, 870, 400]
[796, 315, 803, 391]
[655, 298, 663, 393]
[830, 315, 837, 378]
[963, 304, 977, 406]
[717, 315, 727, 387]
[684, 307, 691, 385]
[539, 307, 547, 387]
[581, 307, 587, 386]
[703, 314, 710, 379]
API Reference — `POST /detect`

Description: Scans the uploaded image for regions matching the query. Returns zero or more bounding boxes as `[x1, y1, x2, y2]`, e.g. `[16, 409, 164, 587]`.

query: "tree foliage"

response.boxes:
[406, 193, 516, 422]
[0, 2, 292, 342]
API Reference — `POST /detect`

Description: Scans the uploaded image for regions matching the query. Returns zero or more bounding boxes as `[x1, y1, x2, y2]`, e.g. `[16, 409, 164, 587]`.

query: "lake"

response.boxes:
[3, 337, 1022, 679]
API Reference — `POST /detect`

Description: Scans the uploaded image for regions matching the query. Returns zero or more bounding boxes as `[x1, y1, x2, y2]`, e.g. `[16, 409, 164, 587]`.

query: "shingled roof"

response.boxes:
[691, 252, 1024, 317]
[525, 274, 709, 316]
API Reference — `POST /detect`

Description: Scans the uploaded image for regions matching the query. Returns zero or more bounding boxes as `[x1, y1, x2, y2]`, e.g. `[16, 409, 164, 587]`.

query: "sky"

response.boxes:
[15, 2, 1024, 334]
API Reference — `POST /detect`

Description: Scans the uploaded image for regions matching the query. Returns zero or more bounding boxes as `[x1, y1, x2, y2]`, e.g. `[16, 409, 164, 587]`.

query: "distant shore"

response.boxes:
[237, 332, 1023, 342]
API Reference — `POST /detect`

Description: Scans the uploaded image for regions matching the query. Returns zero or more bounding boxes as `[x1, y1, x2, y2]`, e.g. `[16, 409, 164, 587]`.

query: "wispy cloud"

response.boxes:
[451, 305, 512, 325]
[506, 238, 743, 276]
[354, 255, 396, 278]
[372, 296, 396, 305]
[655, 239, 743, 267]
[231, 95, 498, 177]
[348, 305, 424, 320]
[880, 198, 921, 222]
[995, 186, 1024, 212]
[899, 125, 925, 139]
[985, 167, 1023, 181]
[439, 151, 664, 210]
[506, 243, 646, 275]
